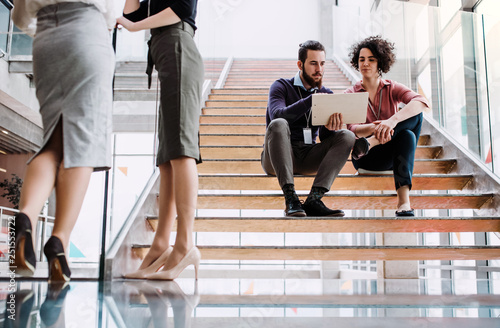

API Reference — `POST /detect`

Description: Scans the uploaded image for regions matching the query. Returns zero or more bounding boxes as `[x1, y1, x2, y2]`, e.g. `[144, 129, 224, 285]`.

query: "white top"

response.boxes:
[12, 0, 115, 36]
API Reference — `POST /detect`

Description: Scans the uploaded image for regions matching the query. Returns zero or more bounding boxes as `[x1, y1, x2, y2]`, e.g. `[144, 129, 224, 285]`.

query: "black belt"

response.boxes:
[146, 21, 195, 89]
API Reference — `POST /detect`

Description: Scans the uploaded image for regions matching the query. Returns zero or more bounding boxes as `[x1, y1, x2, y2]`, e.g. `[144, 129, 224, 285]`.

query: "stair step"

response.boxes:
[205, 100, 268, 107]
[200, 125, 266, 135]
[224, 82, 352, 88]
[199, 134, 431, 146]
[200, 115, 265, 124]
[131, 245, 500, 261]
[200, 145, 443, 159]
[200, 135, 264, 146]
[145, 216, 500, 233]
[198, 174, 472, 191]
[208, 94, 269, 100]
[128, 293, 500, 308]
[225, 78, 350, 84]
[195, 193, 491, 210]
[212, 88, 269, 94]
[202, 108, 266, 115]
[192, 295, 500, 307]
[198, 159, 457, 174]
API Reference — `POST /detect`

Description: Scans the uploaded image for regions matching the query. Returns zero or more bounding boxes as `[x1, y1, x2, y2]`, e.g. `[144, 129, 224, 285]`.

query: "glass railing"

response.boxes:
[0, 0, 10, 54]
[0, 0, 33, 58]
[9, 25, 32, 57]
[333, 0, 499, 178]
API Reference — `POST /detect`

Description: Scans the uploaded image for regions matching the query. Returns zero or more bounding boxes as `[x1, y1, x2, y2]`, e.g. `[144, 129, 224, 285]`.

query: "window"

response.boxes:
[0, 0, 12, 55]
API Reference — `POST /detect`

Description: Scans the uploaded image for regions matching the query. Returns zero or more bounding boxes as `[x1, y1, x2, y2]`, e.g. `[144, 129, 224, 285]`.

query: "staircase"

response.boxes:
[108, 59, 500, 279]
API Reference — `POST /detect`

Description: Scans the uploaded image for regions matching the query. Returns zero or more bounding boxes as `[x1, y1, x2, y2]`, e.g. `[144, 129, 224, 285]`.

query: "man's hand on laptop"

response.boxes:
[324, 113, 344, 131]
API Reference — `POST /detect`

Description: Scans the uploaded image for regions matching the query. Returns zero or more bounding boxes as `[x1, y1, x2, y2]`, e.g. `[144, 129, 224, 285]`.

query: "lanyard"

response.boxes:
[368, 89, 383, 120]
[297, 87, 315, 128]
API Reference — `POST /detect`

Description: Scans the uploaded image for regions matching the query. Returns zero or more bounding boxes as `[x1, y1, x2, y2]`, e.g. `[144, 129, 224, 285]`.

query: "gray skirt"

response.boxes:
[30, 2, 115, 171]
[150, 22, 204, 165]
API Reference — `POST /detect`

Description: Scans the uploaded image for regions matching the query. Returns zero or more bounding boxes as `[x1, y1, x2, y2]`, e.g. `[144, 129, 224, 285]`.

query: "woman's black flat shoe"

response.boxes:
[395, 209, 415, 217]
[44, 236, 71, 283]
[11, 213, 37, 276]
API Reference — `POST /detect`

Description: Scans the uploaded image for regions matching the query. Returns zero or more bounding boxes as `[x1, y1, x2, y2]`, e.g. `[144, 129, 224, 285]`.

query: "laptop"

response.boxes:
[311, 92, 368, 126]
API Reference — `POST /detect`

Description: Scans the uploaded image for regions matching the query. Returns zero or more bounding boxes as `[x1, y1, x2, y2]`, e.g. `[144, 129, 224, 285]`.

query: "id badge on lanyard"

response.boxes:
[298, 87, 315, 144]
[303, 128, 312, 144]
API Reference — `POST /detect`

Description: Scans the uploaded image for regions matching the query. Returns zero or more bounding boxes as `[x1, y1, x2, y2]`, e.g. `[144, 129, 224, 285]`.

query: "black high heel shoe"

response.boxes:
[40, 282, 70, 326]
[44, 236, 71, 283]
[4, 289, 35, 328]
[11, 213, 37, 276]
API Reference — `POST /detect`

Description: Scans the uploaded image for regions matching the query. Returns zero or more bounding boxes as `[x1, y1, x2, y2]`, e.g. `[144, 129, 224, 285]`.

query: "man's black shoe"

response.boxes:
[285, 199, 306, 217]
[303, 199, 345, 217]
[352, 137, 370, 160]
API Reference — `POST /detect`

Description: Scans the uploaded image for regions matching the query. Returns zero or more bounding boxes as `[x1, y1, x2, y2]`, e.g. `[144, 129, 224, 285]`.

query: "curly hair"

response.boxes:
[349, 36, 396, 75]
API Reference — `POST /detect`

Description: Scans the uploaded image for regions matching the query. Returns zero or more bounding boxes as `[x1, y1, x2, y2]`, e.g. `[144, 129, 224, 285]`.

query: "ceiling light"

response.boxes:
[0, 150, 6, 155]
[1, 130, 8, 135]
[0, 168, 6, 173]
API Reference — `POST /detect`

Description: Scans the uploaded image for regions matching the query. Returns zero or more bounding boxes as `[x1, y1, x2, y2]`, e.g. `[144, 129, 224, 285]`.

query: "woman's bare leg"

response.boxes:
[161, 156, 197, 271]
[137, 162, 177, 270]
[19, 122, 63, 241]
[51, 162, 93, 251]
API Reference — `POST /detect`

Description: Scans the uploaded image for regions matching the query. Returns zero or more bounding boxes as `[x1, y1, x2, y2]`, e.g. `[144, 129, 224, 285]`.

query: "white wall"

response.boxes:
[0, 58, 38, 110]
[197, 0, 321, 59]
[115, 0, 323, 60]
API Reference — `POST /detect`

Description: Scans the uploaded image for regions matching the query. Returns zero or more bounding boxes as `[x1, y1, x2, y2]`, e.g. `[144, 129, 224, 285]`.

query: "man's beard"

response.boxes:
[302, 70, 322, 89]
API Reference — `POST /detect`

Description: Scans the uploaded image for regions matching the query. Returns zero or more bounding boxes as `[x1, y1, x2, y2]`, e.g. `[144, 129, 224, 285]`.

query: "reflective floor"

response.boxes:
[1, 278, 499, 327]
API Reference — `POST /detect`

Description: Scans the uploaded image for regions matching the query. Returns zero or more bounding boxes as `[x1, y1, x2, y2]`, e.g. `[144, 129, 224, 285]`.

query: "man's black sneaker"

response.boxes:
[285, 199, 306, 217]
[303, 199, 344, 217]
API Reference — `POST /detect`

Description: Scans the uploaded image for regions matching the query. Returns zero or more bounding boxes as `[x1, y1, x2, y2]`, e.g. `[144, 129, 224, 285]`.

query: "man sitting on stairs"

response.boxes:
[261, 40, 355, 217]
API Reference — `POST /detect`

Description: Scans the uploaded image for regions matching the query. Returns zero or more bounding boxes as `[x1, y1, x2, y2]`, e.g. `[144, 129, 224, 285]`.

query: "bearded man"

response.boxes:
[261, 40, 355, 217]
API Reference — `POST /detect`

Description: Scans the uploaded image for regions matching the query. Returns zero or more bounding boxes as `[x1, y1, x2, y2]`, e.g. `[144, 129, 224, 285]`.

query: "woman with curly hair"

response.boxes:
[347, 36, 430, 216]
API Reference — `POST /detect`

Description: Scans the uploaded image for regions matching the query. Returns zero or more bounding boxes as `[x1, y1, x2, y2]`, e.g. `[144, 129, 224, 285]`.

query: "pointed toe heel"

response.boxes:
[124, 246, 173, 279]
[11, 213, 37, 276]
[147, 247, 201, 281]
[44, 236, 71, 283]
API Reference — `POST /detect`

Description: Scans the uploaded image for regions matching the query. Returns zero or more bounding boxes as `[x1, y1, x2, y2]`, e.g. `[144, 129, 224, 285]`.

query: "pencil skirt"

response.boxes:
[31, 2, 115, 171]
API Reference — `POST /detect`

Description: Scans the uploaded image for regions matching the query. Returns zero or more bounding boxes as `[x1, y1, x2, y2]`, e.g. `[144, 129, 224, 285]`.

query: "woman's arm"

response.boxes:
[350, 123, 377, 138]
[373, 100, 427, 143]
[117, 7, 181, 32]
[123, 0, 141, 15]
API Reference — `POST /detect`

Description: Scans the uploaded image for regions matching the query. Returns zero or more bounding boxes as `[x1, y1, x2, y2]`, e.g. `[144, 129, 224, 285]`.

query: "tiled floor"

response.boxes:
[1, 278, 499, 327]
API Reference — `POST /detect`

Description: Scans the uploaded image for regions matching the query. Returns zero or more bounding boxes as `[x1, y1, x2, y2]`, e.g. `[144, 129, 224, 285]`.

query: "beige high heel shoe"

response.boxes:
[124, 247, 173, 279]
[147, 247, 201, 280]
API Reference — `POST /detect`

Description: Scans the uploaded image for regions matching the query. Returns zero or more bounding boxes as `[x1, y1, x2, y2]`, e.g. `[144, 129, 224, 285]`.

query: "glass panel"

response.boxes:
[0, 3, 9, 53]
[479, 12, 500, 173]
[439, 0, 461, 28]
[10, 25, 32, 56]
[110, 154, 155, 239]
[441, 27, 468, 147]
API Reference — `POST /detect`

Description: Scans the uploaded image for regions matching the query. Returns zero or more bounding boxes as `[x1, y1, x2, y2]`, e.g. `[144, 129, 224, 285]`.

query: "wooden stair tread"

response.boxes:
[200, 145, 443, 159]
[193, 294, 500, 307]
[128, 294, 500, 307]
[198, 134, 431, 146]
[131, 245, 500, 261]
[198, 174, 471, 190]
[145, 216, 500, 233]
[195, 193, 492, 210]
[198, 159, 457, 174]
